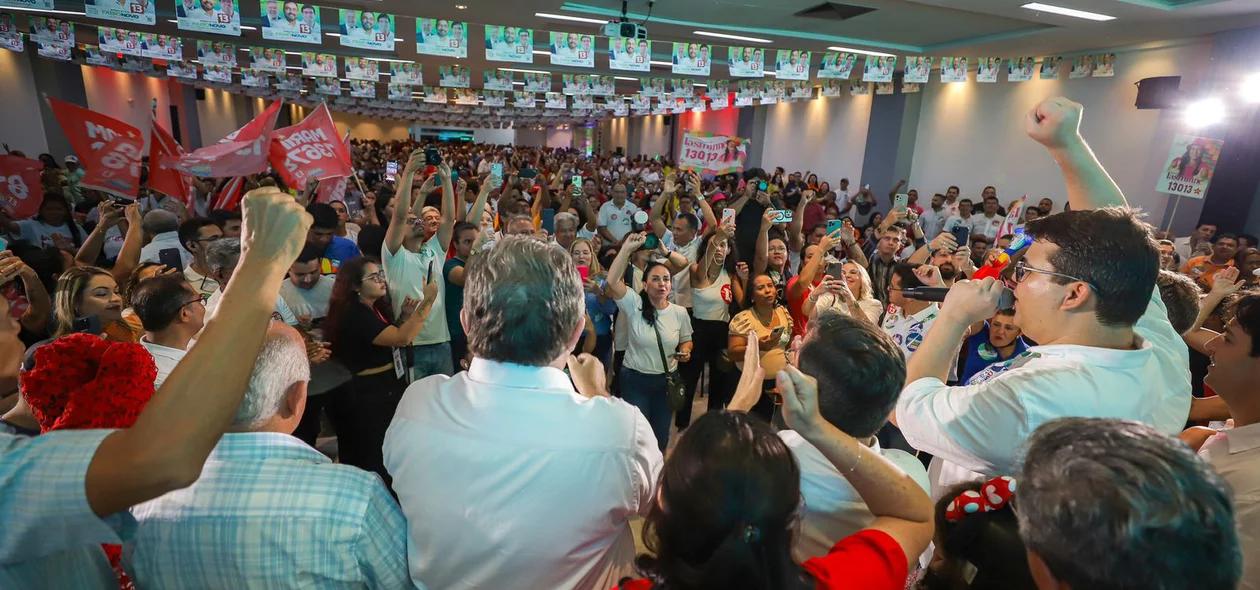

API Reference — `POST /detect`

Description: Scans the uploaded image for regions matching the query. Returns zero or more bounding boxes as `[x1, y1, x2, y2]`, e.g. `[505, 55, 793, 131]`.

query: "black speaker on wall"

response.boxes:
[195, 88, 206, 101]
[168, 105, 182, 143]
[1135, 76, 1182, 110]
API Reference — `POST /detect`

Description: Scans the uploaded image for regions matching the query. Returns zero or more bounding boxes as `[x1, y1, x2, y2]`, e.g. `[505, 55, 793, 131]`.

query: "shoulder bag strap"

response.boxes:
[651, 320, 672, 374]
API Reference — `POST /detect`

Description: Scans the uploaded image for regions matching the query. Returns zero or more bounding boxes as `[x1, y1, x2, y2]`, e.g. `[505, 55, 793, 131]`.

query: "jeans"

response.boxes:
[620, 367, 672, 452]
[406, 342, 454, 382]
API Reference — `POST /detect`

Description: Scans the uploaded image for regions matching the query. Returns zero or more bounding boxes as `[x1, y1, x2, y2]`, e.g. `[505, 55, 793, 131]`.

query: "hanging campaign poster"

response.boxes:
[241, 68, 268, 87]
[176, 0, 240, 36]
[166, 60, 197, 79]
[1094, 53, 1115, 77]
[86, 0, 155, 26]
[640, 77, 666, 97]
[940, 57, 968, 83]
[349, 80, 375, 98]
[275, 72, 303, 91]
[387, 83, 411, 100]
[976, 57, 1001, 83]
[196, 39, 237, 66]
[483, 69, 512, 91]
[100, 28, 144, 56]
[545, 92, 567, 109]
[415, 18, 467, 58]
[247, 47, 285, 72]
[116, 55, 151, 72]
[710, 94, 728, 109]
[902, 82, 921, 94]
[483, 90, 506, 107]
[29, 16, 71, 47]
[346, 57, 379, 81]
[729, 47, 765, 78]
[874, 82, 893, 95]
[439, 65, 470, 88]
[609, 37, 650, 72]
[0, 12, 21, 52]
[1156, 135, 1224, 199]
[140, 33, 183, 60]
[453, 88, 478, 105]
[260, 0, 321, 44]
[513, 91, 535, 108]
[613, 103, 629, 117]
[550, 31, 594, 67]
[0, 0, 53, 8]
[423, 87, 447, 104]
[774, 49, 810, 81]
[390, 61, 423, 85]
[629, 93, 649, 110]
[484, 25, 532, 63]
[707, 79, 729, 97]
[679, 131, 747, 175]
[523, 72, 550, 92]
[862, 56, 895, 83]
[789, 81, 812, 99]
[314, 77, 340, 95]
[818, 52, 856, 79]
[301, 52, 336, 77]
[591, 75, 616, 96]
[1008, 56, 1035, 82]
[339, 9, 395, 51]
[850, 80, 870, 95]
[671, 42, 710, 76]
[1069, 55, 1092, 78]
[904, 56, 931, 84]
[562, 74, 593, 95]
[1039, 56, 1061, 80]
[85, 46, 117, 66]
[204, 63, 232, 83]
[820, 79, 843, 97]
[37, 40, 70, 60]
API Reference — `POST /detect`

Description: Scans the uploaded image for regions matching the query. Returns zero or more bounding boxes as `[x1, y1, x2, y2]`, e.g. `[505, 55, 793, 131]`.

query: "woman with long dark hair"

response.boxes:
[679, 222, 743, 425]
[727, 272, 791, 421]
[914, 479, 1034, 589]
[323, 256, 436, 486]
[1, 195, 86, 252]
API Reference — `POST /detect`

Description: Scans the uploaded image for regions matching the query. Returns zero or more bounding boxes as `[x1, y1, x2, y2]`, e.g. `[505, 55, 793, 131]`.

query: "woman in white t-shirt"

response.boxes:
[606, 232, 693, 452]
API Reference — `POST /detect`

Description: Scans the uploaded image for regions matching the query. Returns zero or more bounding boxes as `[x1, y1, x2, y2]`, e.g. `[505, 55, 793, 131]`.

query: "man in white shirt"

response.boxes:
[203, 238, 298, 326]
[971, 195, 1004, 241]
[1176, 222, 1217, 261]
[916, 193, 948, 241]
[384, 236, 662, 590]
[895, 97, 1192, 497]
[940, 198, 976, 238]
[941, 185, 961, 218]
[138, 210, 193, 268]
[597, 182, 641, 244]
[641, 163, 662, 185]
[133, 275, 204, 388]
[178, 218, 224, 298]
[648, 180, 714, 309]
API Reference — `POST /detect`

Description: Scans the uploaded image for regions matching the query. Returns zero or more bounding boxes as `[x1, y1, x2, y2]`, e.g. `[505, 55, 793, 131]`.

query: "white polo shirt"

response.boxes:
[597, 200, 641, 243]
[140, 338, 188, 388]
[1200, 424, 1260, 590]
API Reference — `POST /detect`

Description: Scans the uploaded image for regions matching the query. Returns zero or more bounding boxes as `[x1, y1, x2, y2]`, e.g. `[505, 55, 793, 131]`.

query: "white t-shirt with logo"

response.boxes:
[597, 200, 641, 242]
[382, 236, 449, 346]
[972, 214, 1004, 240]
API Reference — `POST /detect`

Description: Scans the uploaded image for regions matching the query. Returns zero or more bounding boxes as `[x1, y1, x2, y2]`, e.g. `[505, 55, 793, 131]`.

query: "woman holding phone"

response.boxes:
[680, 221, 743, 426]
[727, 272, 791, 421]
[569, 237, 615, 365]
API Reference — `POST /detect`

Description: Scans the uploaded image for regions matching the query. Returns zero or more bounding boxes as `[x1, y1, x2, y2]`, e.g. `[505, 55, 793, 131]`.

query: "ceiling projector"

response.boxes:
[603, 21, 648, 39]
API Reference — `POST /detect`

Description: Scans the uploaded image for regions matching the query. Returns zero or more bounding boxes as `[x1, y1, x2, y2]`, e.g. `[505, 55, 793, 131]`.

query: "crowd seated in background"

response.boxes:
[0, 96, 1251, 590]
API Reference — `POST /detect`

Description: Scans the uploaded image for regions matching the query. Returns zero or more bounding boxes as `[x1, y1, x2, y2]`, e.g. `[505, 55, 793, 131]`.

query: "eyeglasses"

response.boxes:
[180, 294, 210, 309]
[361, 272, 386, 284]
[1013, 261, 1097, 291]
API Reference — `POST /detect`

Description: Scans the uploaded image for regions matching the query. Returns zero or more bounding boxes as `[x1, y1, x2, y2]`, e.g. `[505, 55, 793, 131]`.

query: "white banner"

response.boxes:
[678, 132, 748, 175]
[1156, 134, 1224, 199]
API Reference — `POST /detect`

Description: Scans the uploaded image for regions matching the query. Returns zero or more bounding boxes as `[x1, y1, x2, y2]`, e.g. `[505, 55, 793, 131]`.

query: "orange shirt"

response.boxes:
[1181, 255, 1234, 290]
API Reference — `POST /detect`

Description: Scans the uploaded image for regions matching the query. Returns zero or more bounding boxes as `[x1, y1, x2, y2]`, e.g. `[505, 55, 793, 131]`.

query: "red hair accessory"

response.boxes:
[945, 476, 1016, 521]
[21, 333, 157, 433]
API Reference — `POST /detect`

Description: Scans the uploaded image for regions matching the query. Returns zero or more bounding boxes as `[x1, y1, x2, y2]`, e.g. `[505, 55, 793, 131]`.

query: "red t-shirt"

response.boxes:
[787, 275, 822, 338]
[614, 530, 908, 590]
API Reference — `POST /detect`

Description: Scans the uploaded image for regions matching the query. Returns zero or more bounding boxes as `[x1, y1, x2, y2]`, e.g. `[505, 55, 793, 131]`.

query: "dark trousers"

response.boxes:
[593, 333, 613, 367]
[610, 350, 626, 397]
[749, 378, 777, 424]
[332, 370, 406, 489]
[677, 317, 733, 429]
[293, 385, 349, 451]
[620, 367, 671, 452]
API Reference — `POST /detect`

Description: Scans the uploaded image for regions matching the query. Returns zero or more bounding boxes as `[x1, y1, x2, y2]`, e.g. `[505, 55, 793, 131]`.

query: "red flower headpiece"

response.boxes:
[945, 476, 1016, 521]
[21, 333, 157, 433]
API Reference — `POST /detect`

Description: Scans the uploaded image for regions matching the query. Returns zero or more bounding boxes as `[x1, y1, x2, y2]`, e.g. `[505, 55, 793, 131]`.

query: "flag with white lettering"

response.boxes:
[996, 195, 1026, 238]
[315, 132, 352, 204]
[0, 155, 45, 219]
[164, 100, 281, 177]
[45, 96, 144, 198]
[268, 103, 352, 189]
[148, 112, 194, 208]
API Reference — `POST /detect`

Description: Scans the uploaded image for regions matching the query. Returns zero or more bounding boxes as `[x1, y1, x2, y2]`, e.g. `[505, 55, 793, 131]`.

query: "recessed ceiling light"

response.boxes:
[1021, 3, 1115, 21]
[455, 4, 468, 9]
[499, 67, 550, 74]
[693, 30, 772, 44]
[826, 46, 896, 58]
[614, 76, 637, 81]
[535, 12, 606, 25]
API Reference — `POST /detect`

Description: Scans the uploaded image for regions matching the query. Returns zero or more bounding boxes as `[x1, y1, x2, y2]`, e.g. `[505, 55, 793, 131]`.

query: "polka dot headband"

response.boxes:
[945, 476, 1016, 522]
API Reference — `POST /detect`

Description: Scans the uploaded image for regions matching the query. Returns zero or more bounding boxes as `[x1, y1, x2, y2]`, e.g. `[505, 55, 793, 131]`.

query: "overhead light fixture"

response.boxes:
[693, 30, 771, 44]
[614, 76, 637, 81]
[826, 46, 896, 58]
[1021, 2, 1115, 21]
[513, 81, 524, 85]
[1242, 73, 1260, 103]
[534, 12, 605, 24]
[241, 25, 257, 30]
[500, 67, 550, 74]
[8, 6, 82, 15]
[693, 83, 708, 87]
[1185, 97, 1226, 127]
[455, 4, 468, 9]
[649, 60, 672, 67]
[532, 50, 550, 56]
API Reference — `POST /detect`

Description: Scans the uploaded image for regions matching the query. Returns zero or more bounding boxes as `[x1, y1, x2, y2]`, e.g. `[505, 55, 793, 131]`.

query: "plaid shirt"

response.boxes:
[124, 432, 415, 589]
[0, 429, 133, 589]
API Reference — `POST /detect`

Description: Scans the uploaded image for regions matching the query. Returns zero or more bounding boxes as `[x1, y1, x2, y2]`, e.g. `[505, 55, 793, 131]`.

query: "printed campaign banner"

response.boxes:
[862, 56, 895, 83]
[679, 131, 747, 175]
[545, 92, 566, 109]
[86, 0, 155, 26]
[727, 46, 765, 78]
[259, 0, 321, 44]
[439, 65, 470, 88]
[116, 55, 151, 72]
[788, 80, 812, 99]
[850, 80, 870, 95]
[415, 18, 467, 58]
[176, 0, 240, 36]
[613, 102, 629, 117]
[1069, 55, 1092, 78]
[29, 16, 71, 48]
[275, 72, 303, 90]
[36, 40, 70, 60]
[100, 28, 144, 56]
[1156, 135, 1224, 199]
[390, 62, 423, 85]
[339, 9, 395, 51]
[349, 80, 375, 98]
[483, 90, 506, 107]
[609, 37, 650, 72]
[85, 46, 118, 65]
[387, 83, 411, 100]
[196, 39, 236, 66]
[523, 72, 550, 92]
[301, 52, 336, 77]
[513, 91, 535, 108]
[453, 88, 478, 105]
[549, 31, 594, 67]
[1039, 56, 1061, 80]
[875, 82, 893, 95]
[709, 94, 728, 109]
[818, 51, 857, 79]
[671, 42, 710, 76]
[140, 33, 183, 60]
[1008, 56, 1035, 82]
[571, 94, 594, 109]
[562, 74, 593, 95]
[484, 24, 532, 63]
[904, 56, 931, 84]
[940, 57, 968, 83]
[166, 60, 196, 78]
[774, 49, 810, 81]
[203, 63, 232, 83]
[902, 82, 921, 94]
[345, 57, 379, 81]
[423, 87, 446, 104]
[629, 93, 649, 110]
[976, 57, 1001, 83]
[240, 68, 268, 87]
[1093, 53, 1115, 77]
[639, 77, 666, 97]
[589, 75, 615, 96]
[483, 69, 512, 91]
[820, 79, 843, 97]
[669, 78, 690, 95]
[314, 77, 340, 95]
[0, 0, 54, 9]
[0, 12, 21, 52]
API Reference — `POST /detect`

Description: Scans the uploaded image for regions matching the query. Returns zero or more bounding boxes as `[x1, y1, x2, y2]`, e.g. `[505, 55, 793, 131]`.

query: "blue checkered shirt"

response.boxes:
[124, 432, 417, 589]
[0, 429, 134, 589]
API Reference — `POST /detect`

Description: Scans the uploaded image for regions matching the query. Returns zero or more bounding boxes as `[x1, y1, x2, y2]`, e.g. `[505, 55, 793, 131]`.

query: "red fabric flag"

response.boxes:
[212, 176, 246, 211]
[996, 195, 1027, 238]
[0, 155, 45, 219]
[147, 113, 194, 208]
[268, 104, 352, 189]
[45, 97, 144, 198]
[164, 100, 281, 178]
[315, 132, 352, 204]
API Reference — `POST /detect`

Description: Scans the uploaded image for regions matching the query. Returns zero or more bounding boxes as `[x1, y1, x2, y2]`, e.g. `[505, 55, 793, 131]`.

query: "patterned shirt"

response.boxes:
[124, 432, 414, 589]
[0, 429, 133, 589]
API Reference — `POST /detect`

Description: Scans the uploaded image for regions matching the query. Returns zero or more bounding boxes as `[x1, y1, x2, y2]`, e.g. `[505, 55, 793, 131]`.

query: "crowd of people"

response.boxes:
[0, 95, 1252, 590]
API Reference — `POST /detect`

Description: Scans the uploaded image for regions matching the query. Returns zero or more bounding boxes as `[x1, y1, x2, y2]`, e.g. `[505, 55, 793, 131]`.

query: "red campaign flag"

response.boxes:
[45, 97, 144, 198]
[164, 100, 281, 178]
[0, 156, 45, 219]
[268, 103, 352, 189]
[315, 132, 352, 204]
[148, 112, 194, 209]
[212, 176, 246, 211]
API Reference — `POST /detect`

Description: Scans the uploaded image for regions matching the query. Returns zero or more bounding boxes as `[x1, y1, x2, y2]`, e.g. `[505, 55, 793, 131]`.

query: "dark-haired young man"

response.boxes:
[178, 218, 224, 298]
[305, 203, 361, 275]
[134, 275, 206, 388]
[895, 97, 1191, 495]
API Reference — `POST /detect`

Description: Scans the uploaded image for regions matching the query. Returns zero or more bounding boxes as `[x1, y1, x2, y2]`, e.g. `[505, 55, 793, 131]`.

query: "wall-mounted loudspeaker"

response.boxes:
[1135, 76, 1182, 110]
[194, 88, 206, 100]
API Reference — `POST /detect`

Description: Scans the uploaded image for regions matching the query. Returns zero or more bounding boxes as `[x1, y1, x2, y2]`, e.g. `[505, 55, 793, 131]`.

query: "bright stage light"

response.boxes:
[1241, 73, 1260, 103]
[1184, 97, 1226, 127]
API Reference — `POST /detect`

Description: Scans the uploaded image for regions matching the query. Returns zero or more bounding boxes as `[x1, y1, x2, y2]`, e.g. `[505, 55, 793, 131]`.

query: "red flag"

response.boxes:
[148, 113, 194, 208]
[315, 133, 352, 204]
[164, 100, 281, 178]
[0, 156, 45, 219]
[268, 104, 352, 189]
[996, 195, 1027, 238]
[212, 177, 246, 211]
[45, 97, 144, 198]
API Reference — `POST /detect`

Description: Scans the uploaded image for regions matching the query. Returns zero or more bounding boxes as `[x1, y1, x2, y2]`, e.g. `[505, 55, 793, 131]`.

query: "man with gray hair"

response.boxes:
[385, 235, 662, 590]
[138, 209, 192, 268]
[125, 322, 413, 588]
[1018, 417, 1241, 590]
[204, 237, 298, 326]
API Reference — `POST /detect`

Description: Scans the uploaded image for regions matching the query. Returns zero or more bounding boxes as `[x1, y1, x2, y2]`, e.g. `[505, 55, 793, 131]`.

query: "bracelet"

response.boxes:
[845, 442, 863, 473]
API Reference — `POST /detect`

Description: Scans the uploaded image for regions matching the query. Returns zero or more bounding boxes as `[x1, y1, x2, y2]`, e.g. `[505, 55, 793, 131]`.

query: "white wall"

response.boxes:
[756, 94, 873, 183]
[909, 40, 1214, 220]
[331, 111, 411, 141]
[546, 126, 573, 149]
[600, 117, 629, 154]
[629, 115, 671, 158]
[0, 50, 49, 156]
[516, 128, 546, 147]
[473, 128, 515, 145]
